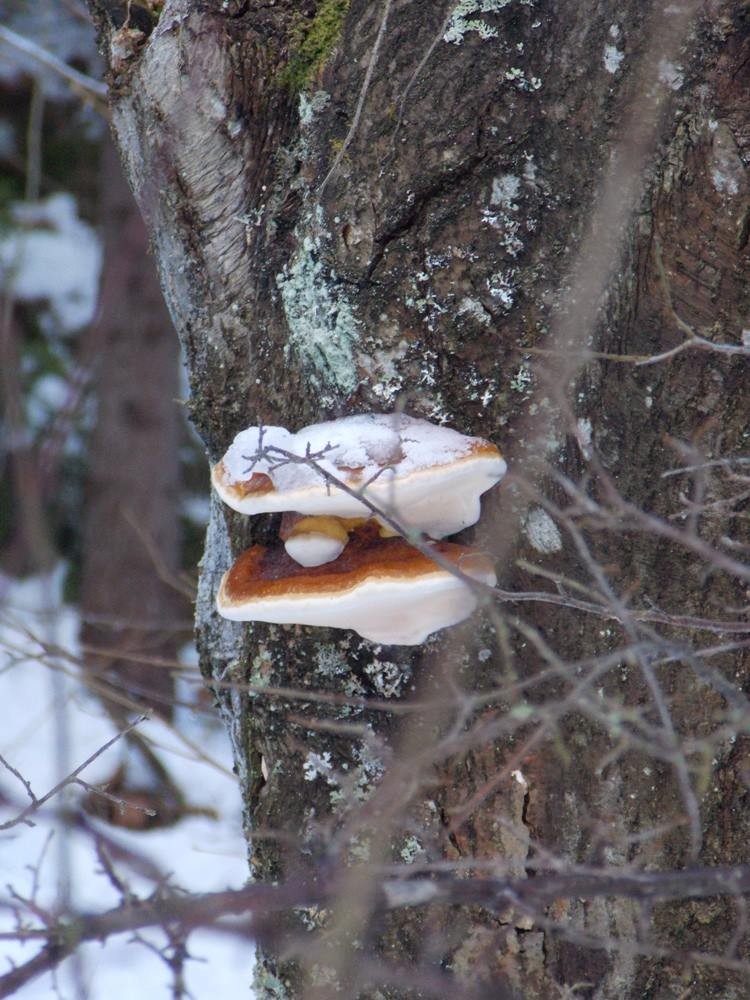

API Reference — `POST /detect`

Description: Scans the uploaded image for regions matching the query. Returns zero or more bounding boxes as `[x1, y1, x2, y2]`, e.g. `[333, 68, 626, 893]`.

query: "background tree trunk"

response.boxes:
[79, 138, 192, 827]
[87, 1, 750, 996]
[80, 139, 185, 723]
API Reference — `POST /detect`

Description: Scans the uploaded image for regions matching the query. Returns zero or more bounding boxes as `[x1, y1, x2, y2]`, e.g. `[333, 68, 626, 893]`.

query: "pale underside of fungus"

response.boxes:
[216, 523, 497, 646]
[211, 413, 506, 540]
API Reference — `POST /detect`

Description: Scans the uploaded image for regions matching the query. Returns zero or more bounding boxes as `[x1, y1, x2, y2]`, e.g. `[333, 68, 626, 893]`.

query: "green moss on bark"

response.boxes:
[281, 0, 351, 92]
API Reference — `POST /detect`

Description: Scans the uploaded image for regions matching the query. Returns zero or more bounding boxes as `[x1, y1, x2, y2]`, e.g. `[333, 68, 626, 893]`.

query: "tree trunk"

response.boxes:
[87, 1, 750, 996]
[79, 139, 191, 828]
[80, 139, 185, 723]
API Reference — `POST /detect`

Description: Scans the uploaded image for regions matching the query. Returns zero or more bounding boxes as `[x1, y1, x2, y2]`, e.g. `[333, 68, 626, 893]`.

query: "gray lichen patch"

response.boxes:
[443, 0, 512, 44]
[298, 90, 330, 129]
[443, 0, 537, 45]
[196, 495, 243, 665]
[251, 961, 289, 1000]
[276, 227, 361, 402]
[327, 732, 388, 814]
[399, 835, 426, 864]
[363, 658, 412, 699]
[314, 642, 351, 678]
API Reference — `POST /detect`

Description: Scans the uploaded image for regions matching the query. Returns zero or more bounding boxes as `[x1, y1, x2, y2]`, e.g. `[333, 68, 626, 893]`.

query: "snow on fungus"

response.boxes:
[212, 413, 506, 538]
[216, 523, 497, 646]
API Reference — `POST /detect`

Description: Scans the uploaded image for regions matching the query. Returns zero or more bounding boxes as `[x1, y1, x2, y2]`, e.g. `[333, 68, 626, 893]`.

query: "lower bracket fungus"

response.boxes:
[216, 523, 497, 646]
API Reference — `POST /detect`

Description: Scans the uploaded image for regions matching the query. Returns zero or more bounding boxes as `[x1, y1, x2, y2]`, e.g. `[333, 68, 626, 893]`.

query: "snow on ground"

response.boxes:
[0, 569, 253, 999]
[0, 194, 102, 333]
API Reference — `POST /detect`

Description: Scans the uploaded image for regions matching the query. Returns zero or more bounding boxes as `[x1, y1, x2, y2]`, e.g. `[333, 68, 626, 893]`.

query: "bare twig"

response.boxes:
[318, 0, 394, 197]
[3, 862, 750, 997]
[0, 716, 147, 831]
[0, 26, 107, 103]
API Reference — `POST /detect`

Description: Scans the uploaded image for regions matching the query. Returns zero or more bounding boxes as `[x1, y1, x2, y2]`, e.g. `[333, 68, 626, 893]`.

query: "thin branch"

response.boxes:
[0, 752, 37, 807]
[121, 507, 197, 601]
[0, 26, 108, 103]
[318, 0, 394, 197]
[386, 2, 455, 163]
[0, 716, 146, 831]
[4, 863, 750, 996]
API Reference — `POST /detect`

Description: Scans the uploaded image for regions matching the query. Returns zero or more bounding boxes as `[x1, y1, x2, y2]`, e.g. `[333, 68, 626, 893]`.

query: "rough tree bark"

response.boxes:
[86, 1, 749, 997]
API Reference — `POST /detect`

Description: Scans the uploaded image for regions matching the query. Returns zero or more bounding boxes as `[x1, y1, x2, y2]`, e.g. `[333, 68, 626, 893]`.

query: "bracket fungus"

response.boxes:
[279, 513, 369, 568]
[212, 413, 504, 644]
[216, 523, 497, 646]
[212, 413, 506, 540]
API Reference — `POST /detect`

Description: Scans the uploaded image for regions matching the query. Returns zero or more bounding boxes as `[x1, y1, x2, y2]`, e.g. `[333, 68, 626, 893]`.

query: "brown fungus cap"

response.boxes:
[216, 523, 497, 646]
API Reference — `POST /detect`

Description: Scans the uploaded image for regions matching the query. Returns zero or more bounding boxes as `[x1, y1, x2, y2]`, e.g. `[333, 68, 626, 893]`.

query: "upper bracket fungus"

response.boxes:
[211, 413, 506, 540]
[216, 523, 497, 646]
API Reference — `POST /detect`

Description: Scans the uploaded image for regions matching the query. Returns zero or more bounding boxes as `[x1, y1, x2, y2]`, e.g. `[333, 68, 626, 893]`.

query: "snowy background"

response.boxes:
[0, 5, 255, 996]
[0, 569, 252, 998]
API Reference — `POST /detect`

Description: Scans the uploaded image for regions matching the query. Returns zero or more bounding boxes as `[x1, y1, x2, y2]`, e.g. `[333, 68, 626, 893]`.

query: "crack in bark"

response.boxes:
[364, 149, 486, 280]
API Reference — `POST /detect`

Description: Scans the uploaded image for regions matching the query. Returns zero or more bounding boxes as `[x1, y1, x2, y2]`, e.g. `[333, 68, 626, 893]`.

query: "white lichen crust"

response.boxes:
[524, 507, 563, 553]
